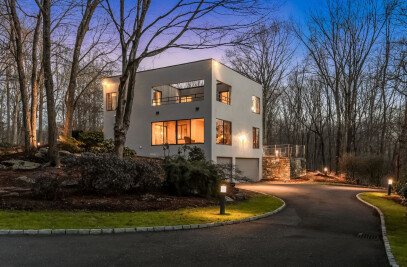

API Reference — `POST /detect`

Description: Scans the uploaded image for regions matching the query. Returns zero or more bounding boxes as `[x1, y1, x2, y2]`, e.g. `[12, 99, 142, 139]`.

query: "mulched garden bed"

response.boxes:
[0, 153, 247, 212]
[384, 195, 406, 206]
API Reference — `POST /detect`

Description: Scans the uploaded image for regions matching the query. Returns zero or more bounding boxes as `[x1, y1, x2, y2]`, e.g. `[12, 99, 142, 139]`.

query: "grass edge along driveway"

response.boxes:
[359, 192, 407, 267]
[0, 194, 283, 230]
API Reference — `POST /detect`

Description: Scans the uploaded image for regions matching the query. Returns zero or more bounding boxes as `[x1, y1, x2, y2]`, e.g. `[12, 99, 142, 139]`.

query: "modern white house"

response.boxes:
[103, 59, 263, 180]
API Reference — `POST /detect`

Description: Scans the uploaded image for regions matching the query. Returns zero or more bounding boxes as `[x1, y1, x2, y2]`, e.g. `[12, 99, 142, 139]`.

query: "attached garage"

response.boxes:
[235, 158, 260, 181]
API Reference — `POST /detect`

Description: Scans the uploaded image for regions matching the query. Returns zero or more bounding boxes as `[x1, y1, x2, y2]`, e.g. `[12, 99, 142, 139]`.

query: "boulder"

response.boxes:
[225, 196, 234, 202]
[35, 152, 46, 159]
[39, 147, 48, 154]
[61, 180, 79, 187]
[59, 150, 71, 157]
[233, 192, 248, 200]
[1, 160, 41, 170]
[16, 176, 35, 184]
[2, 192, 19, 197]
[0, 164, 8, 170]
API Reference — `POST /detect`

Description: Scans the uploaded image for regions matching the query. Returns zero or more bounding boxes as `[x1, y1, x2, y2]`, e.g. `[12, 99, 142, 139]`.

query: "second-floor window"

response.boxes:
[106, 92, 117, 111]
[216, 119, 232, 145]
[152, 90, 162, 106]
[216, 81, 231, 105]
[253, 127, 259, 148]
[251, 96, 260, 114]
[152, 119, 204, 145]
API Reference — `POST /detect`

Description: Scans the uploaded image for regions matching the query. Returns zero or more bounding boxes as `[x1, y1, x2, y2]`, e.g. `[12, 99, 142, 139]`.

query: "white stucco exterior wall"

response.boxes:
[103, 59, 263, 180]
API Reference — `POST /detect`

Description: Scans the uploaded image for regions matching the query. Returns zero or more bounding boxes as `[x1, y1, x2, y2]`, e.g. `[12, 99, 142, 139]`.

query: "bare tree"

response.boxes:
[36, 0, 59, 166]
[63, 0, 100, 138]
[226, 21, 295, 145]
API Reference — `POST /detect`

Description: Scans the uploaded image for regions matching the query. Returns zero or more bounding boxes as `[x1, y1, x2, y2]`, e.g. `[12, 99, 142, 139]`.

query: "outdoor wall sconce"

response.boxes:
[213, 60, 219, 67]
[102, 81, 109, 87]
[238, 134, 247, 144]
[195, 107, 199, 111]
[388, 179, 393, 196]
[220, 185, 227, 215]
[156, 111, 159, 115]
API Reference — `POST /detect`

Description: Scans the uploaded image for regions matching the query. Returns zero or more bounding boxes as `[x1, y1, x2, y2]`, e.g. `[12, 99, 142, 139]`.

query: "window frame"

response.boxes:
[106, 92, 117, 111]
[253, 127, 260, 149]
[216, 119, 232, 146]
[252, 96, 260, 114]
[152, 90, 162, 106]
[151, 118, 205, 146]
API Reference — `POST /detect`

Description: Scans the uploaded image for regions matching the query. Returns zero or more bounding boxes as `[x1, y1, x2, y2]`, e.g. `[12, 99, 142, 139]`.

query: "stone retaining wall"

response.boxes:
[262, 156, 306, 180]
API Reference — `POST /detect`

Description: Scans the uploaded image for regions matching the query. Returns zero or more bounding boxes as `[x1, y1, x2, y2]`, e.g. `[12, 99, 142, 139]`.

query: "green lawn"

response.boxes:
[0, 194, 283, 230]
[359, 193, 407, 267]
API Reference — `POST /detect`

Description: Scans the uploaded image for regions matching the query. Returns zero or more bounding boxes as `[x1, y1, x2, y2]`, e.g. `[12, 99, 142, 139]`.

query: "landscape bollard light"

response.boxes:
[324, 167, 328, 176]
[388, 179, 393, 196]
[220, 185, 227, 215]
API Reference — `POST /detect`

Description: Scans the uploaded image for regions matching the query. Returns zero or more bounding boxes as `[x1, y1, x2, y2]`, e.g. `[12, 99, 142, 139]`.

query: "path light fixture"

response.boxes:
[388, 179, 393, 196]
[220, 184, 227, 215]
[324, 167, 328, 176]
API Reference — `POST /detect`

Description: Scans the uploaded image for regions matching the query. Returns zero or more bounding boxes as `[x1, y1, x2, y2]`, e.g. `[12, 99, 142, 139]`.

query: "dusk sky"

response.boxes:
[140, 0, 321, 70]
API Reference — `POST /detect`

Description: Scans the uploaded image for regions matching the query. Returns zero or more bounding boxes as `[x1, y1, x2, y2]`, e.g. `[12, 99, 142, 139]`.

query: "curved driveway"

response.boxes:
[0, 183, 388, 267]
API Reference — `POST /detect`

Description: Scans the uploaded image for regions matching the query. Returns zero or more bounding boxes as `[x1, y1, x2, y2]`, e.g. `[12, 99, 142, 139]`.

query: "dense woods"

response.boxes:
[1, 0, 407, 182]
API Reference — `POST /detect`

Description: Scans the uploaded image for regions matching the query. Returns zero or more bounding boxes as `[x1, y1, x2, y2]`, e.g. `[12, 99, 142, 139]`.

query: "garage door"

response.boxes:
[235, 158, 259, 181]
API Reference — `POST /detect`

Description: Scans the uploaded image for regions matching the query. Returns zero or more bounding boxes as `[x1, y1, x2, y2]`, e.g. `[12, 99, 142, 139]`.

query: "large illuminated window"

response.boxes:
[253, 127, 259, 148]
[106, 92, 117, 111]
[251, 96, 260, 114]
[216, 119, 232, 145]
[152, 119, 204, 145]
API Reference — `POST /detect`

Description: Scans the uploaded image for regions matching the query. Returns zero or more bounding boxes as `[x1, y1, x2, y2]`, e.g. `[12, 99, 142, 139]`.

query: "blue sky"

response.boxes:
[140, 0, 321, 70]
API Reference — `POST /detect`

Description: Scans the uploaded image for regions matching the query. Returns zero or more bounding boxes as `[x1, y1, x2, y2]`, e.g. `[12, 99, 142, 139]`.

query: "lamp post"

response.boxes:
[388, 179, 393, 196]
[323, 167, 328, 176]
[220, 184, 227, 215]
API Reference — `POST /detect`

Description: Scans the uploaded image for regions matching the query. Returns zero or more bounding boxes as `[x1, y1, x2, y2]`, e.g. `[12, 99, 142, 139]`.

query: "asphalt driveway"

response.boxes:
[0, 183, 388, 267]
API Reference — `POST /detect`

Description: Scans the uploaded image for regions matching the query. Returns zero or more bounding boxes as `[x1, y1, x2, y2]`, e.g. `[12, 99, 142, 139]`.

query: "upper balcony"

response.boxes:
[152, 79, 204, 106]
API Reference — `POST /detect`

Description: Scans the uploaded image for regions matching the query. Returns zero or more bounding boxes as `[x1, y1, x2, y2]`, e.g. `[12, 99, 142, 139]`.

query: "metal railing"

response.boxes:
[263, 144, 306, 158]
[216, 94, 231, 105]
[152, 93, 204, 106]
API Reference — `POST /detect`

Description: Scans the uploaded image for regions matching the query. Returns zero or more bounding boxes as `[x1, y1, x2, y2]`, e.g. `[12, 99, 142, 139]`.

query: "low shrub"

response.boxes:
[59, 136, 84, 153]
[78, 131, 104, 151]
[90, 139, 136, 157]
[63, 154, 163, 194]
[395, 172, 407, 205]
[163, 156, 222, 197]
[188, 146, 206, 162]
[31, 175, 62, 200]
[339, 153, 390, 186]
[0, 142, 12, 148]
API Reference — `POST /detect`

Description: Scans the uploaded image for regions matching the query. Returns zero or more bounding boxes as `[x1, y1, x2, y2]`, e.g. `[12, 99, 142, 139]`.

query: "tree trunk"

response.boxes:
[12, 93, 20, 145]
[6, 67, 11, 143]
[30, 10, 42, 150]
[114, 65, 139, 158]
[8, 0, 32, 151]
[42, 0, 59, 166]
[63, 0, 99, 138]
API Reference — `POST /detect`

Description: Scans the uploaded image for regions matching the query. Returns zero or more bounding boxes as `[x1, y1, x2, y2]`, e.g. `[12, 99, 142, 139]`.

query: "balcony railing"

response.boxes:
[217, 94, 231, 105]
[152, 93, 204, 106]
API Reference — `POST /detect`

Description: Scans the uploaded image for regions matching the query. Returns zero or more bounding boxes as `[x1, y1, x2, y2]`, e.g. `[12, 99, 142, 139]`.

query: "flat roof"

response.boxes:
[105, 58, 261, 86]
